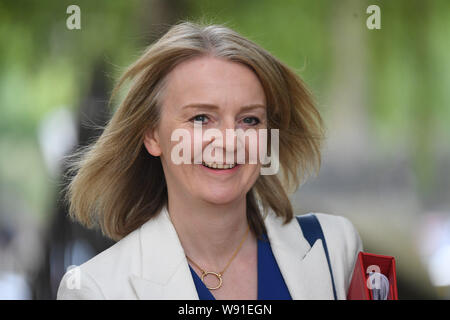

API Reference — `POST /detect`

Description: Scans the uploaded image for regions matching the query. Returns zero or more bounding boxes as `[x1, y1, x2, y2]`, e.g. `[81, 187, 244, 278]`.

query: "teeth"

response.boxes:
[202, 162, 236, 169]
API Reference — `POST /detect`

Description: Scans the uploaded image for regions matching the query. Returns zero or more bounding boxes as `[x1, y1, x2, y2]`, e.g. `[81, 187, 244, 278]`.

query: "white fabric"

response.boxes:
[57, 205, 363, 300]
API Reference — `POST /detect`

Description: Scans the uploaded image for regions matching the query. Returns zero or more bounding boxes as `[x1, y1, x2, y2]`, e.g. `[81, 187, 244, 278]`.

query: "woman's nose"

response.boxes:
[210, 119, 238, 162]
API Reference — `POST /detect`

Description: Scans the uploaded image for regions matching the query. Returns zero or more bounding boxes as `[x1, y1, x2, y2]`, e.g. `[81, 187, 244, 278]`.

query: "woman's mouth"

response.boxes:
[200, 161, 241, 174]
[202, 161, 237, 170]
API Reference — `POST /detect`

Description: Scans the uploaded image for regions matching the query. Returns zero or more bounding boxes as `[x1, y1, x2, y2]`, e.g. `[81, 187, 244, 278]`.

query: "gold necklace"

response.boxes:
[186, 225, 250, 290]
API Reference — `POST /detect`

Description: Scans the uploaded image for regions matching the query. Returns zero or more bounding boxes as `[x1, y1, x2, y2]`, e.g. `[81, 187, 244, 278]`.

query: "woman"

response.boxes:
[57, 21, 362, 300]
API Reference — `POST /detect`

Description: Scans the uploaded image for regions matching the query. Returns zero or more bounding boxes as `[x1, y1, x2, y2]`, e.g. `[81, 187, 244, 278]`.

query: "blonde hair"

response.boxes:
[63, 21, 324, 241]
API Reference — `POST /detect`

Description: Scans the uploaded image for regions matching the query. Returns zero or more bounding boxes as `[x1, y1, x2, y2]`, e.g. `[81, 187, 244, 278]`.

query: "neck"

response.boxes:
[166, 193, 253, 271]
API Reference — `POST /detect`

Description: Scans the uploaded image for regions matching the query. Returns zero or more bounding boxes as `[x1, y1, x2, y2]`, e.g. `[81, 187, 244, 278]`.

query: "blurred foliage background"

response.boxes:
[0, 0, 449, 299]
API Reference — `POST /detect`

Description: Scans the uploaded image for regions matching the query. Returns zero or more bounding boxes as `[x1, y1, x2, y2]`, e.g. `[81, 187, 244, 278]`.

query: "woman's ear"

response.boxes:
[143, 127, 162, 157]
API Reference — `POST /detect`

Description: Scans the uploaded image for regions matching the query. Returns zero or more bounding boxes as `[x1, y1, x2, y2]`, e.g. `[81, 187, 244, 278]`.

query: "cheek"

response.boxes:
[158, 124, 193, 164]
[238, 130, 267, 165]
[191, 128, 204, 162]
[256, 129, 272, 165]
[247, 163, 262, 182]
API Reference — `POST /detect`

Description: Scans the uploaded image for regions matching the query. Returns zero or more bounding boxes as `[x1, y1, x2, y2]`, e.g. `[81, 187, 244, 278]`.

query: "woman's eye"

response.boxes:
[191, 114, 209, 124]
[242, 116, 260, 126]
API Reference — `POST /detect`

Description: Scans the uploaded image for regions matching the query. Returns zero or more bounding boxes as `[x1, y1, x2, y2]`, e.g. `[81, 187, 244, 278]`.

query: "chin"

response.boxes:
[197, 189, 242, 205]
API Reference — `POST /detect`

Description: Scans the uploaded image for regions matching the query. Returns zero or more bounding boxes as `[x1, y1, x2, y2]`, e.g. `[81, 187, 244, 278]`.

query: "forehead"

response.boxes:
[162, 55, 266, 108]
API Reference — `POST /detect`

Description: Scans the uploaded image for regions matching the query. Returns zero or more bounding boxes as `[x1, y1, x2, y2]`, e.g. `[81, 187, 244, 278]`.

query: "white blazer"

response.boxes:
[57, 205, 363, 300]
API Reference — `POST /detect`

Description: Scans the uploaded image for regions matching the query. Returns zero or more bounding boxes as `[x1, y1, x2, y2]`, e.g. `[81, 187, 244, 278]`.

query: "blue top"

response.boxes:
[188, 233, 292, 300]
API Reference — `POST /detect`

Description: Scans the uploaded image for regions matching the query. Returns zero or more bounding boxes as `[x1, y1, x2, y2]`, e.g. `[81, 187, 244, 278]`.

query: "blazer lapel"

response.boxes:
[264, 212, 335, 300]
[129, 205, 199, 300]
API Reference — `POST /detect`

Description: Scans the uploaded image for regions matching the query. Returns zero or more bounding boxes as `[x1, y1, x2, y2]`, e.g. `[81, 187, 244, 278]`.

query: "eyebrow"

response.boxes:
[181, 103, 266, 112]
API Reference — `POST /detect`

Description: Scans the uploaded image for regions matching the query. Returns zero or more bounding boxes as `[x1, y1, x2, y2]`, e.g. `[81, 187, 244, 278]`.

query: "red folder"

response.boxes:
[347, 251, 398, 300]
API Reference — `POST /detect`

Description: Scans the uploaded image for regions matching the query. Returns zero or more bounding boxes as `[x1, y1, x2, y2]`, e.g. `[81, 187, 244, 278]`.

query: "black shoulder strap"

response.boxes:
[296, 214, 337, 300]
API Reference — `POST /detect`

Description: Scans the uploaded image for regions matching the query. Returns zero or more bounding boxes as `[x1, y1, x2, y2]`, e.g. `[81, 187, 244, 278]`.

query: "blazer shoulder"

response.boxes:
[57, 226, 142, 299]
[57, 265, 105, 300]
[314, 213, 363, 252]
[85, 226, 141, 273]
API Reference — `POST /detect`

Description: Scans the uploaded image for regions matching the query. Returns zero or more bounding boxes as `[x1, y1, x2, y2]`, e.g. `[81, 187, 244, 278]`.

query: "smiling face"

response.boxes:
[144, 55, 267, 205]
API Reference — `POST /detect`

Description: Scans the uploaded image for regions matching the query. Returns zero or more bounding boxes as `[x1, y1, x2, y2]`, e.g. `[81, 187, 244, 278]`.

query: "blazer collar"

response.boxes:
[263, 212, 335, 299]
[129, 205, 199, 299]
[129, 205, 334, 300]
